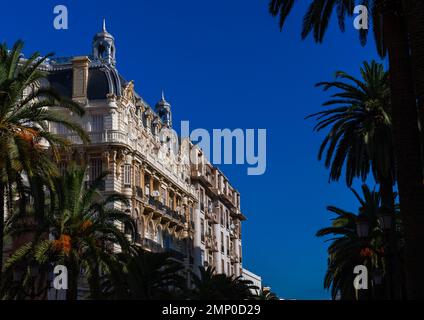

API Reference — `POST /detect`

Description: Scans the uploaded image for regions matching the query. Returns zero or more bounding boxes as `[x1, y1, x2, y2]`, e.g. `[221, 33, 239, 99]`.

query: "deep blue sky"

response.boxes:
[1, 0, 384, 299]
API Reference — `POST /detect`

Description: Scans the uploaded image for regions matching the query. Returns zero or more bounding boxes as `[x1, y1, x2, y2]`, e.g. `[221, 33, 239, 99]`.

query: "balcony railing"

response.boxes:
[137, 238, 164, 253]
[191, 166, 213, 188]
[144, 196, 186, 224]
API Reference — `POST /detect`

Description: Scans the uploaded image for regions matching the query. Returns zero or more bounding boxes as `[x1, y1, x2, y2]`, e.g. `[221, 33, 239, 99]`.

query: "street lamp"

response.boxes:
[377, 208, 396, 299]
[377, 209, 393, 231]
[356, 214, 370, 238]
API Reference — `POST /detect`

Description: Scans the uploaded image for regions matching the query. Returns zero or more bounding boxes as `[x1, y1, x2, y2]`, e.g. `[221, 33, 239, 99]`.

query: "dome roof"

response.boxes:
[155, 91, 171, 110]
[46, 65, 123, 100]
[93, 19, 114, 41]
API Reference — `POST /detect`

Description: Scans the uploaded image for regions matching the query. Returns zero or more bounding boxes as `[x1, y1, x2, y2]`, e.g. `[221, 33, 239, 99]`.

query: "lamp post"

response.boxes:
[355, 214, 369, 300]
[377, 209, 394, 300]
[372, 268, 384, 299]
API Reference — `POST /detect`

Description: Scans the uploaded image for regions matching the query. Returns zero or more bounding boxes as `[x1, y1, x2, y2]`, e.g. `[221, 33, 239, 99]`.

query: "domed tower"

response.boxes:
[92, 19, 116, 66]
[155, 91, 172, 127]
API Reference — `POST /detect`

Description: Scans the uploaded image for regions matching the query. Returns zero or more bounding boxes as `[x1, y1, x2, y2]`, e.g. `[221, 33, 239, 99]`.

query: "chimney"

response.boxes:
[71, 56, 90, 103]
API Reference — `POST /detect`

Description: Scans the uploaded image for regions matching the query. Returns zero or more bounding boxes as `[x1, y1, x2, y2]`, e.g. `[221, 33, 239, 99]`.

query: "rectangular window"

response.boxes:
[221, 232, 224, 253]
[123, 164, 131, 186]
[201, 218, 205, 243]
[169, 193, 174, 209]
[91, 114, 104, 132]
[90, 158, 102, 181]
[161, 187, 167, 205]
[222, 260, 225, 273]
[145, 175, 150, 196]
[227, 236, 230, 256]
[226, 210, 229, 229]
[200, 189, 205, 212]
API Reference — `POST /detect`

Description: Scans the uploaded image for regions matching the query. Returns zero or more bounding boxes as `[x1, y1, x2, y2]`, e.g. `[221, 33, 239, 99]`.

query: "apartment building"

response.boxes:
[40, 20, 246, 278]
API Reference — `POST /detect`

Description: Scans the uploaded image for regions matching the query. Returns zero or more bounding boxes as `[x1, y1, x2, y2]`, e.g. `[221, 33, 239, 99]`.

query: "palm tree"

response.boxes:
[1, 164, 136, 300]
[307, 61, 394, 210]
[316, 185, 403, 300]
[102, 246, 187, 300]
[190, 266, 257, 300]
[0, 40, 88, 282]
[269, 0, 424, 298]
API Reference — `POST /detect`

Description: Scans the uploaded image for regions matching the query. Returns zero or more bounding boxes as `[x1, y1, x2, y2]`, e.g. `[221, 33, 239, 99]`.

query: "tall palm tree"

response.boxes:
[1, 164, 136, 300]
[307, 61, 394, 210]
[269, 0, 424, 298]
[317, 184, 403, 300]
[190, 266, 257, 300]
[0, 40, 88, 282]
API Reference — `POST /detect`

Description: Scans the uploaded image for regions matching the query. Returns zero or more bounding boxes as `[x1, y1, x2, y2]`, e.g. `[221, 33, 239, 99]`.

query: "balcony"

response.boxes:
[205, 237, 218, 252]
[135, 186, 143, 199]
[205, 209, 219, 224]
[142, 196, 186, 227]
[191, 166, 213, 188]
[230, 228, 239, 239]
[220, 192, 235, 208]
[58, 130, 130, 146]
[230, 253, 239, 264]
[137, 238, 164, 253]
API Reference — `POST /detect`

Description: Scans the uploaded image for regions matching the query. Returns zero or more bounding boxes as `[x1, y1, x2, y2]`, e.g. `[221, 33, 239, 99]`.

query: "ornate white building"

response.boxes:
[42, 20, 246, 279]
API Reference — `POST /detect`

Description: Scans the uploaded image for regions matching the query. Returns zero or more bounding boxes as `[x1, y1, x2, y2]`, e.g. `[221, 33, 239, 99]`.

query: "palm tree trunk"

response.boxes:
[0, 182, 4, 283]
[384, 10, 424, 299]
[402, 1, 424, 300]
[65, 256, 79, 301]
[66, 264, 79, 301]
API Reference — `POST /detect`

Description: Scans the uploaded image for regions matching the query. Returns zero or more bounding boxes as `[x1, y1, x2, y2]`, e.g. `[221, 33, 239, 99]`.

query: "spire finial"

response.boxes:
[102, 18, 106, 32]
[161, 90, 165, 101]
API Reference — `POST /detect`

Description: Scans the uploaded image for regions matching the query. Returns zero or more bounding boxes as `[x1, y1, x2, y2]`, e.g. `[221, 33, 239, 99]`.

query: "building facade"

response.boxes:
[42, 21, 246, 278]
